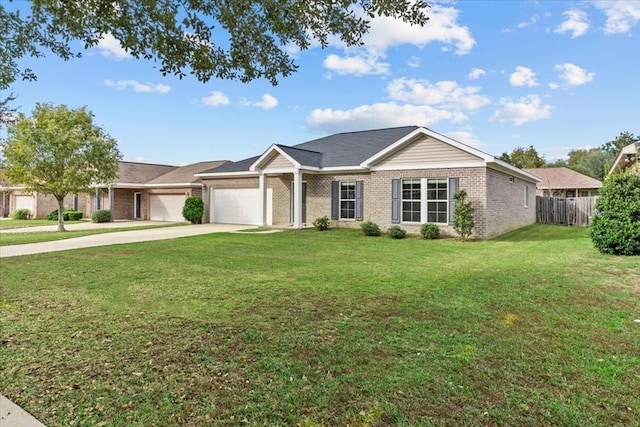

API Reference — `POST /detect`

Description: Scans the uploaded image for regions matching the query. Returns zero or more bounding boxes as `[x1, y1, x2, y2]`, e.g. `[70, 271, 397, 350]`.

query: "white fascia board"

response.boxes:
[249, 144, 301, 171]
[360, 127, 495, 168]
[196, 171, 259, 178]
[488, 161, 541, 182]
[370, 162, 487, 172]
[608, 143, 637, 175]
[144, 183, 202, 188]
[0, 185, 27, 191]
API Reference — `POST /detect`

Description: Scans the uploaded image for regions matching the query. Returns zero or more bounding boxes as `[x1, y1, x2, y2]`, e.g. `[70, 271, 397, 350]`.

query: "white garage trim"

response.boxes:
[211, 188, 272, 225]
[149, 194, 186, 222]
[14, 195, 35, 216]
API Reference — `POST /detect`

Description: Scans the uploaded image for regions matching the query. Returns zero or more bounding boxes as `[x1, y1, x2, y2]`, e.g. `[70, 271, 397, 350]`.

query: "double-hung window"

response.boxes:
[427, 178, 448, 223]
[340, 181, 356, 219]
[402, 179, 421, 222]
[399, 178, 450, 224]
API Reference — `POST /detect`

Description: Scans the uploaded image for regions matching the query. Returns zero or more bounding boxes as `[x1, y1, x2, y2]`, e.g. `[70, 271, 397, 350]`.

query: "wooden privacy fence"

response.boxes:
[535, 196, 598, 227]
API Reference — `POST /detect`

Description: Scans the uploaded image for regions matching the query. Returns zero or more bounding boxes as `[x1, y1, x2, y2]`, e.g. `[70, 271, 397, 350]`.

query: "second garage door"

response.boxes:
[149, 194, 186, 222]
[211, 189, 272, 225]
[15, 195, 35, 217]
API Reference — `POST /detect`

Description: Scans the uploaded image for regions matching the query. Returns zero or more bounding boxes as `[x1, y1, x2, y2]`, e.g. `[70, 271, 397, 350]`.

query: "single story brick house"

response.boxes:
[609, 141, 639, 175]
[523, 167, 602, 197]
[1, 160, 228, 221]
[196, 126, 540, 238]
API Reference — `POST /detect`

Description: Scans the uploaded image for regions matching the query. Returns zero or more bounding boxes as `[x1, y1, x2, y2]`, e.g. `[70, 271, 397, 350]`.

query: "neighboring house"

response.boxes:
[523, 167, 602, 197]
[196, 126, 540, 239]
[609, 141, 640, 175]
[0, 160, 229, 220]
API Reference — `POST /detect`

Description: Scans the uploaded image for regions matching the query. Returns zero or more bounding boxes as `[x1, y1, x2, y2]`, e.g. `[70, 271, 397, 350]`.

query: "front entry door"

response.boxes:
[290, 181, 307, 224]
[134, 192, 142, 219]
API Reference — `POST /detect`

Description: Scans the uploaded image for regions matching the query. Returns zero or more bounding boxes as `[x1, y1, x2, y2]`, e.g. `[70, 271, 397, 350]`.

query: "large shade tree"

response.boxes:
[499, 146, 546, 169]
[1, 103, 122, 231]
[1, 0, 429, 91]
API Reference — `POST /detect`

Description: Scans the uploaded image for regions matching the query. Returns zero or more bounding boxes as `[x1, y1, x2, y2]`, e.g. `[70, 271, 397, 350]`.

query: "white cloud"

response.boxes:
[386, 78, 490, 110]
[445, 131, 485, 149]
[548, 82, 560, 90]
[509, 66, 539, 87]
[243, 94, 279, 109]
[96, 34, 131, 60]
[201, 91, 230, 106]
[323, 53, 390, 76]
[555, 10, 590, 37]
[490, 95, 552, 126]
[406, 56, 421, 68]
[593, 0, 640, 34]
[517, 15, 539, 29]
[468, 68, 486, 80]
[103, 79, 170, 94]
[554, 63, 595, 86]
[362, 4, 476, 55]
[307, 103, 467, 134]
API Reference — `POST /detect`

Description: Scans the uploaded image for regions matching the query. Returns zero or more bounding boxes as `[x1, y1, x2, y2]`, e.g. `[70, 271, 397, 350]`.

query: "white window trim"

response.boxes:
[401, 178, 449, 224]
[524, 185, 529, 208]
[339, 181, 356, 220]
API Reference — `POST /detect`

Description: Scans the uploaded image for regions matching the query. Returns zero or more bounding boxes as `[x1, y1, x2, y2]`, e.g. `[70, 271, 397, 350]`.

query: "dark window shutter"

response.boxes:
[448, 177, 459, 225]
[391, 179, 401, 224]
[331, 181, 339, 220]
[355, 180, 364, 221]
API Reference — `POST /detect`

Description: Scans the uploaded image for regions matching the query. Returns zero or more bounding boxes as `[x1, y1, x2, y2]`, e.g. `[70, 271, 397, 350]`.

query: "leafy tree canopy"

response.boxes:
[499, 146, 546, 169]
[0, 0, 429, 90]
[1, 103, 122, 230]
[565, 132, 637, 180]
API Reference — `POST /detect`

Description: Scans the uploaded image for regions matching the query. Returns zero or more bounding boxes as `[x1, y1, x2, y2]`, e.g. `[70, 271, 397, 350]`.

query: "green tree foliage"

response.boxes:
[0, 0, 429, 89]
[1, 103, 122, 231]
[453, 190, 474, 240]
[566, 147, 612, 181]
[565, 132, 637, 180]
[590, 173, 640, 256]
[499, 146, 546, 169]
[182, 196, 204, 224]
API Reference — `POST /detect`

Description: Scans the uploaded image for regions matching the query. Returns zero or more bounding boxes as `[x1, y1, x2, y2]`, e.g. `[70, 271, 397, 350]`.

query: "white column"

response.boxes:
[108, 186, 114, 221]
[259, 172, 268, 227]
[293, 170, 303, 228]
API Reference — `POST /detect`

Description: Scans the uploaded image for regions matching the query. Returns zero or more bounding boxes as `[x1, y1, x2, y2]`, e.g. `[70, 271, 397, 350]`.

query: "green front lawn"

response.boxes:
[0, 219, 82, 229]
[0, 224, 638, 426]
[0, 223, 183, 246]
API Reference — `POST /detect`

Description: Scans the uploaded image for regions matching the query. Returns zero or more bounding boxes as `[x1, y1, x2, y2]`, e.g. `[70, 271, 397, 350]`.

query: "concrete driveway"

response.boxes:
[0, 223, 255, 258]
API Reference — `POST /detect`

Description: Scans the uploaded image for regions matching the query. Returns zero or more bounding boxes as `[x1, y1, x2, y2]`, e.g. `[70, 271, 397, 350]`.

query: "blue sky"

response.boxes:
[5, 0, 640, 165]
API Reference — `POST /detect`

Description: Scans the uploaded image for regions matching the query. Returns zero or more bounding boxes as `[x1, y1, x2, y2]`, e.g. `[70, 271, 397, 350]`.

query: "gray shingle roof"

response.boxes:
[200, 126, 420, 173]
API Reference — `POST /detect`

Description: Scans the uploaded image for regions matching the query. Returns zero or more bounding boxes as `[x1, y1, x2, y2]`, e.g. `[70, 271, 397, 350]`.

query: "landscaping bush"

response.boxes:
[46, 209, 59, 221]
[421, 223, 440, 239]
[183, 196, 204, 224]
[590, 173, 640, 256]
[11, 208, 29, 220]
[387, 225, 407, 239]
[92, 209, 112, 223]
[453, 189, 475, 240]
[313, 215, 330, 231]
[67, 211, 84, 221]
[361, 221, 381, 236]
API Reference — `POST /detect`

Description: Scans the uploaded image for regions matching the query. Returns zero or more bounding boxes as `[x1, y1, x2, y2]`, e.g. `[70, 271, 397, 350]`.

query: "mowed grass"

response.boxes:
[0, 224, 638, 426]
[0, 219, 83, 229]
[0, 223, 183, 246]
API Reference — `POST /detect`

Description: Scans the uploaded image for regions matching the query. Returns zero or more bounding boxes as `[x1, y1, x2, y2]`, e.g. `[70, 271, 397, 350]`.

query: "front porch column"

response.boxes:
[108, 186, 114, 221]
[259, 172, 268, 227]
[292, 170, 303, 228]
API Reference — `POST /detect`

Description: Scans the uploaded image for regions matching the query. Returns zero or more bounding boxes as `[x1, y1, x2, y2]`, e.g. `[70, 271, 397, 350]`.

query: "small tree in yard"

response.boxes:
[1, 103, 121, 231]
[590, 173, 640, 256]
[183, 196, 204, 224]
[453, 190, 474, 240]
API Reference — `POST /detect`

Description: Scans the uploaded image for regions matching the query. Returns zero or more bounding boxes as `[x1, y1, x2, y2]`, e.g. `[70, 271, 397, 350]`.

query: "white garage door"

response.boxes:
[15, 195, 35, 215]
[149, 194, 186, 222]
[211, 189, 272, 225]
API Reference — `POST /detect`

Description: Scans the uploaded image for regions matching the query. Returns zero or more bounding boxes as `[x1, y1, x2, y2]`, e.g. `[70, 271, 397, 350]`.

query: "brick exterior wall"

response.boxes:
[484, 168, 536, 238]
[201, 167, 536, 238]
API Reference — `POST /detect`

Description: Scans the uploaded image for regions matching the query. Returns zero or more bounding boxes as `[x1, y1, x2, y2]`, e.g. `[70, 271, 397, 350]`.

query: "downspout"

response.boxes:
[108, 185, 114, 221]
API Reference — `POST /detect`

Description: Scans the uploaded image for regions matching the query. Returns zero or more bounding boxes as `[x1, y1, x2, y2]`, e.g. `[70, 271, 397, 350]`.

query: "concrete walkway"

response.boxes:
[0, 394, 46, 427]
[0, 223, 254, 258]
[0, 220, 170, 234]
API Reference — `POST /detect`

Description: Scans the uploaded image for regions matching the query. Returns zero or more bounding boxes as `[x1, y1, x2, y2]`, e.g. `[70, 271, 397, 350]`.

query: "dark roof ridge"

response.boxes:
[120, 160, 176, 168]
[275, 144, 323, 155]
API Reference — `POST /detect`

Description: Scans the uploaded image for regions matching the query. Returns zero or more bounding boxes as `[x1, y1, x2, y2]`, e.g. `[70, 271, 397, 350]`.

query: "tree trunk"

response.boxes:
[56, 196, 66, 232]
